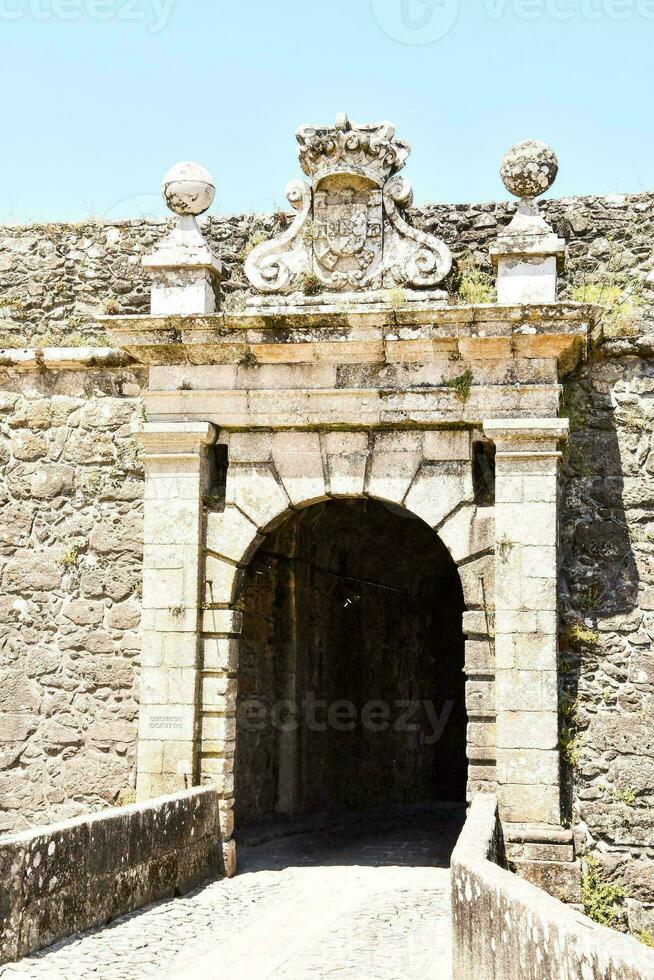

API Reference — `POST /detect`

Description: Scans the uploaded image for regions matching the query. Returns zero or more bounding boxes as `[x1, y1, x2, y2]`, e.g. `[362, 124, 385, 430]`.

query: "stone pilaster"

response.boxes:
[135, 420, 216, 800]
[483, 418, 568, 828]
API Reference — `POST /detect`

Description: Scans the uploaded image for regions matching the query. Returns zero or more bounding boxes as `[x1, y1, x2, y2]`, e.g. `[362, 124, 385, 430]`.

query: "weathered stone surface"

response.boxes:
[106, 600, 140, 631]
[0, 368, 144, 832]
[62, 599, 104, 626]
[0, 671, 40, 712]
[0, 786, 225, 967]
[1, 555, 62, 592]
[451, 796, 654, 980]
[2, 186, 654, 931]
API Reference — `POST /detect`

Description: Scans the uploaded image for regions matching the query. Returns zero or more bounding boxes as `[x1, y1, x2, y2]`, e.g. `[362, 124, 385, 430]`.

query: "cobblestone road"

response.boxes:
[1, 805, 463, 980]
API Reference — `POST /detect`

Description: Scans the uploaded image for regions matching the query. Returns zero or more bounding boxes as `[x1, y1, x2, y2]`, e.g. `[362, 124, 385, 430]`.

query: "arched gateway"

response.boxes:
[235, 497, 467, 827]
[108, 114, 588, 886]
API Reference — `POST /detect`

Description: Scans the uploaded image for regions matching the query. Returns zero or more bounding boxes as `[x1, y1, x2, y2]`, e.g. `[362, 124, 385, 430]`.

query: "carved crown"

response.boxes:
[296, 113, 410, 187]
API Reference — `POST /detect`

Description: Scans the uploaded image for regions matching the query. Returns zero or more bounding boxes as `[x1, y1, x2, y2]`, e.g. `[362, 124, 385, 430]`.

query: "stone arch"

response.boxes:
[199, 428, 497, 829]
[203, 429, 495, 609]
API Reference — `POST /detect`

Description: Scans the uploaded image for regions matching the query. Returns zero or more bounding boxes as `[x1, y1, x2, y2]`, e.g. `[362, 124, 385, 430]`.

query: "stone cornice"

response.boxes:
[101, 302, 593, 370]
[0, 347, 136, 370]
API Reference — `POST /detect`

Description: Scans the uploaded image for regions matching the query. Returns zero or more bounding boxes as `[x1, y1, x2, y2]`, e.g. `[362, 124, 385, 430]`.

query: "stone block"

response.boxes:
[494, 610, 539, 635]
[142, 544, 188, 570]
[225, 465, 290, 531]
[366, 431, 421, 505]
[228, 431, 273, 463]
[204, 555, 243, 605]
[422, 429, 471, 461]
[499, 783, 561, 824]
[272, 431, 327, 507]
[464, 639, 495, 674]
[223, 839, 237, 878]
[201, 609, 243, 636]
[404, 464, 472, 528]
[144, 499, 200, 547]
[468, 764, 497, 782]
[495, 502, 557, 547]
[203, 637, 239, 672]
[495, 475, 523, 504]
[206, 507, 261, 564]
[142, 568, 185, 610]
[522, 474, 558, 502]
[161, 632, 198, 669]
[466, 680, 496, 716]
[458, 554, 495, 610]
[505, 841, 574, 863]
[158, 606, 196, 636]
[201, 674, 236, 709]
[462, 610, 493, 637]
[467, 719, 496, 748]
[140, 667, 177, 704]
[201, 714, 237, 744]
[162, 740, 195, 776]
[219, 801, 235, 840]
[323, 431, 369, 497]
[136, 740, 164, 775]
[520, 575, 557, 612]
[439, 505, 494, 563]
[504, 625, 563, 673]
[521, 545, 556, 578]
[144, 473, 204, 502]
[496, 670, 558, 712]
[496, 748, 560, 785]
[497, 711, 558, 750]
[138, 704, 195, 741]
[511, 858, 582, 903]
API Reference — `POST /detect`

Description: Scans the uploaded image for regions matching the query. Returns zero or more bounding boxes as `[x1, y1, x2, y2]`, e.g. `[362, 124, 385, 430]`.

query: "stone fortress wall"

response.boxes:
[1, 190, 654, 930]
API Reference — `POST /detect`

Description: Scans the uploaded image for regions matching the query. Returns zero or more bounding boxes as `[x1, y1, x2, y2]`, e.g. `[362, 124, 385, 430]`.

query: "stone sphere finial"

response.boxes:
[500, 139, 558, 201]
[161, 161, 215, 217]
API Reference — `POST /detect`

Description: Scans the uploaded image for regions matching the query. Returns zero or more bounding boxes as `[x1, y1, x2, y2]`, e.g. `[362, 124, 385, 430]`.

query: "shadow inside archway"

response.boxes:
[236, 801, 466, 874]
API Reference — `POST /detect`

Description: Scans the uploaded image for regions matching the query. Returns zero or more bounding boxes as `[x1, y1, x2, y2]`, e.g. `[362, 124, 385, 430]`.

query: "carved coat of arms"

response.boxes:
[312, 183, 382, 288]
[245, 114, 451, 297]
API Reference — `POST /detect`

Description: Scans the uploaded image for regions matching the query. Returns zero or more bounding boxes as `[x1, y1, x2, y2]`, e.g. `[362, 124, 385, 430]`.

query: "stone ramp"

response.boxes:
[0, 807, 461, 980]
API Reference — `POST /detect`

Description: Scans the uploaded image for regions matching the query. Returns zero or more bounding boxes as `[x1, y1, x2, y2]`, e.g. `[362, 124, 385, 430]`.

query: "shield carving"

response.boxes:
[312, 182, 382, 287]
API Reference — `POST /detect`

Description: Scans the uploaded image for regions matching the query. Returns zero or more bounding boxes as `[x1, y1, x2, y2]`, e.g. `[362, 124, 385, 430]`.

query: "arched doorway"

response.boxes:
[234, 498, 466, 829]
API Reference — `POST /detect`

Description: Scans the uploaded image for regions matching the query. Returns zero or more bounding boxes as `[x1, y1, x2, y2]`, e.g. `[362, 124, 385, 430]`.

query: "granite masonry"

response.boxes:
[1, 115, 654, 968]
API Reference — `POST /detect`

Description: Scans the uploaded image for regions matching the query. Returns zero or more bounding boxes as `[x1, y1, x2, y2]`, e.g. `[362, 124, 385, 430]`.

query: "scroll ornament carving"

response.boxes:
[244, 115, 452, 296]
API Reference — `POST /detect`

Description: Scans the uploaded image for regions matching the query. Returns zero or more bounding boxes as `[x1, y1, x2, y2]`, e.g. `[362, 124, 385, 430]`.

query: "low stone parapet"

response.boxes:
[0, 786, 228, 965]
[451, 795, 654, 980]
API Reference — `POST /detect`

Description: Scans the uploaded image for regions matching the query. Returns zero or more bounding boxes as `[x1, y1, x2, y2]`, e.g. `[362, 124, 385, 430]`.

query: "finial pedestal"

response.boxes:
[491, 140, 566, 305]
[143, 162, 222, 315]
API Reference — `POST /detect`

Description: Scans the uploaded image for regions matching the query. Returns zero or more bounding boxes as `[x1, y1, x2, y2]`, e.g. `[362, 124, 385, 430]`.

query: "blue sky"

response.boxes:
[2, 0, 654, 223]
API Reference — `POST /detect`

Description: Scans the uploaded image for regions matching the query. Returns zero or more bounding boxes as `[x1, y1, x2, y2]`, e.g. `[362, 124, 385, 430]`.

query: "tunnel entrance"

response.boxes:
[234, 498, 466, 830]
